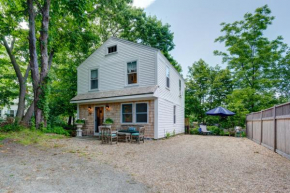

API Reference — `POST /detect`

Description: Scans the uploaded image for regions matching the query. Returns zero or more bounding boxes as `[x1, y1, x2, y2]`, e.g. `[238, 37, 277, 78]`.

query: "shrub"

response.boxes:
[42, 126, 70, 136]
[172, 129, 176, 136]
[75, 119, 85, 124]
[0, 122, 25, 132]
[104, 118, 114, 124]
[207, 126, 221, 135]
[241, 131, 246, 137]
[165, 132, 171, 139]
[190, 128, 200, 135]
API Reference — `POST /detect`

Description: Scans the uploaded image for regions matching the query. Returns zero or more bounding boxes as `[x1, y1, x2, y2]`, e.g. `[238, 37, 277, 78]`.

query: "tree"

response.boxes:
[97, 1, 182, 72]
[0, 0, 33, 121]
[214, 5, 288, 112]
[186, 59, 211, 122]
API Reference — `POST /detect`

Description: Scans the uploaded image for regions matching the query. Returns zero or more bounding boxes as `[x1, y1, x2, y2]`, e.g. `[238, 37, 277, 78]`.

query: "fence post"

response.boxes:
[260, 110, 263, 145]
[273, 106, 277, 152]
[251, 113, 254, 140]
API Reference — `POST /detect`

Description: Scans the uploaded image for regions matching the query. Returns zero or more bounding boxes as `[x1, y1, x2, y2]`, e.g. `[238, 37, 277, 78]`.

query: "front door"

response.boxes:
[94, 107, 104, 135]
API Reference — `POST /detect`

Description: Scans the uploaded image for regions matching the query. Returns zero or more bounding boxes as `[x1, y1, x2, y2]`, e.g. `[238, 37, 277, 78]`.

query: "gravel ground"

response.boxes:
[0, 139, 149, 193]
[1, 135, 290, 193]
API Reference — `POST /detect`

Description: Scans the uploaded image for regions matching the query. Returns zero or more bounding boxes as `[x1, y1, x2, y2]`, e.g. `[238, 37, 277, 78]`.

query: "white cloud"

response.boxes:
[132, 0, 156, 9]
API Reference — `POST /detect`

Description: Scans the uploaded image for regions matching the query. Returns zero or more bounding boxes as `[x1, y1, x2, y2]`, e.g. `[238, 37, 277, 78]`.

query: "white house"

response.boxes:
[0, 98, 18, 119]
[71, 37, 185, 139]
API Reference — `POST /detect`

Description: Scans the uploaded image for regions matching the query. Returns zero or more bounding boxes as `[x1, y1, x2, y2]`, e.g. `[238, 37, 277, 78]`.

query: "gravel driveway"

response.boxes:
[0, 139, 149, 193]
[1, 135, 290, 193]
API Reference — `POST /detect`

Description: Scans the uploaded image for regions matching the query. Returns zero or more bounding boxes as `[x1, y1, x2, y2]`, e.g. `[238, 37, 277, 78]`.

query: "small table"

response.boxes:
[117, 132, 131, 142]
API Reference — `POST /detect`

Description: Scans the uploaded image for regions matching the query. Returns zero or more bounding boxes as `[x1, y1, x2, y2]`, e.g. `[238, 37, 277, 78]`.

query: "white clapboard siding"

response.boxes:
[77, 37, 157, 94]
[157, 98, 185, 138]
[156, 51, 185, 138]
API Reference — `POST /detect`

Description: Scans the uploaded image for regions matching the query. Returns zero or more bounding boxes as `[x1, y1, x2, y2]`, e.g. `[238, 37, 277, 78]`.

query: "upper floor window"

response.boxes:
[90, 69, 98, 90]
[173, 105, 176, 124]
[179, 79, 182, 96]
[122, 104, 133, 123]
[136, 103, 148, 123]
[127, 61, 137, 84]
[166, 66, 170, 88]
[108, 45, 117, 54]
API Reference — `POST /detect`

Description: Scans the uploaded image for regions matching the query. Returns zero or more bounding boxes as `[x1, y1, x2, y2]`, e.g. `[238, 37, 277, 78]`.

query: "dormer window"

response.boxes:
[108, 45, 117, 54]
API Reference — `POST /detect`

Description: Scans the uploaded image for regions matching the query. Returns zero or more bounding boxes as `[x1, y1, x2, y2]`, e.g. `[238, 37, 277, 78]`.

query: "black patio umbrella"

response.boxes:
[206, 106, 235, 117]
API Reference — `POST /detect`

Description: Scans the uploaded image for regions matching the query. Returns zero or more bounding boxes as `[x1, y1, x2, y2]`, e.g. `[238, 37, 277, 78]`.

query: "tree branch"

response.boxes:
[1, 36, 24, 84]
[24, 64, 31, 82]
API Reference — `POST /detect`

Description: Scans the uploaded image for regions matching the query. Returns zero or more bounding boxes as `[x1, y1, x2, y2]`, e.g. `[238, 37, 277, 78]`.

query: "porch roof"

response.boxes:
[70, 85, 158, 103]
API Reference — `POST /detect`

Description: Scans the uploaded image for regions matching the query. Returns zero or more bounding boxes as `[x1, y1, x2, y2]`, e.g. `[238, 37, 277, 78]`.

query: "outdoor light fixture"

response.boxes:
[88, 106, 93, 115]
[106, 104, 110, 111]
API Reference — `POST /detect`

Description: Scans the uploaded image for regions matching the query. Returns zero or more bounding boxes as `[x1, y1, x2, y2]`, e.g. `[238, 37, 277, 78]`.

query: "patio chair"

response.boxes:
[100, 126, 118, 145]
[199, 125, 211, 135]
[131, 127, 145, 144]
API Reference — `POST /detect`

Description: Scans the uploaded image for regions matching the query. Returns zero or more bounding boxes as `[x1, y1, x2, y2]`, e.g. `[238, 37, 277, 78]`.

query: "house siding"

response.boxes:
[77, 38, 156, 94]
[156, 52, 185, 138]
[78, 100, 155, 138]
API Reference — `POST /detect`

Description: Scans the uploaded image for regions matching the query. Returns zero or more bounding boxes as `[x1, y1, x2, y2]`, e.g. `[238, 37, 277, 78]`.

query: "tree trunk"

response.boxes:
[27, 0, 51, 129]
[68, 116, 72, 126]
[16, 83, 26, 120]
[22, 101, 34, 124]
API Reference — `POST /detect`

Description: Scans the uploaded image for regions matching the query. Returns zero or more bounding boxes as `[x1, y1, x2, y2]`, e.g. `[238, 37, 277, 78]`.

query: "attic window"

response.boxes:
[108, 45, 117, 54]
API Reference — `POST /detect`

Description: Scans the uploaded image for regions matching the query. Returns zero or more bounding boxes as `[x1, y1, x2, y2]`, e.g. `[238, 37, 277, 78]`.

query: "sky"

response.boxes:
[132, 0, 290, 76]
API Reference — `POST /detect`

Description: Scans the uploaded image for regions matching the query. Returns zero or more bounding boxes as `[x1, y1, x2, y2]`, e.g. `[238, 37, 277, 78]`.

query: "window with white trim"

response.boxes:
[179, 79, 182, 96]
[166, 66, 170, 88]
[108, 45, 117, 54]
[0, 109, 2, 117]
[90, 69, 98, 90]
[127, 61, 137, 84]
[173, 105, 176, 124]
[136, 103, 148, 123]
[122, 104, 133, 123]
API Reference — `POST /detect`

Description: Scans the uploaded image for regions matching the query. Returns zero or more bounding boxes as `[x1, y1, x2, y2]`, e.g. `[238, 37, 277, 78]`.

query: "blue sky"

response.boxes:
[133, 0, 290, 75]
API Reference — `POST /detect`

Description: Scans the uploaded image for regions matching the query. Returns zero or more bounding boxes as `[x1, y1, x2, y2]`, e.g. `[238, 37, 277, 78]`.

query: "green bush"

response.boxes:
[207, 126, 221, 135]
[241, 131, 246, 137]
[190, 128, 200, 135]
[75, 119, 85, 124]
[104, 118, 114, 124]
[42, 126, 70, 136]
[0, 122, 25, 132]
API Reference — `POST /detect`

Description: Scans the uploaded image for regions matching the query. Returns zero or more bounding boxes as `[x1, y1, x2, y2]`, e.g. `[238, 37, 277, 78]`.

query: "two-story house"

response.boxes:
[71, 37, 185, 139]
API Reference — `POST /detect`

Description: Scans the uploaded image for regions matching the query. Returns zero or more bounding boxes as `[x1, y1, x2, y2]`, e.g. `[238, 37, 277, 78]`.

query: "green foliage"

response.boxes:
[0, 129, 66, 145]
[104, 118, 114, 124]
[214, 5, 288, 112]
[165, 132, 171, 139]
[207, 126, 220, 135]
[189, 128, 200, 135]
[0, 122, 25, 132]
[42, 126, 70, 136]
[75, 119, 85, 124]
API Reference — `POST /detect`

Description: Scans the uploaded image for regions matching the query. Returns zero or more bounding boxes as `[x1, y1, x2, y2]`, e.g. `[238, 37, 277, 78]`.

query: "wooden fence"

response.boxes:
[246, 102, 290, 160]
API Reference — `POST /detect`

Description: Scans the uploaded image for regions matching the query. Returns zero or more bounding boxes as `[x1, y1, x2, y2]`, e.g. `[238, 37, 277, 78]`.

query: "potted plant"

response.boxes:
[75, 118, 85, 137]
[103, 118, 114, 126]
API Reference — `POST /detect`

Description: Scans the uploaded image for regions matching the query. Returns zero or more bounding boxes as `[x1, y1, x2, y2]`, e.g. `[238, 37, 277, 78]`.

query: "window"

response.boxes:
[9, 110, 15, 117]
[179, 79, 182, 96]
[0, 110, 2, 117]
[166, 66, 170, 88]
[136, 103, 148, 123]
[90, 69, 98, 90]
[173, 106, 176, 124]
[127, 61, 137, 84]
[122, 104, 133, 123]
[108, 45, 117, 54]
